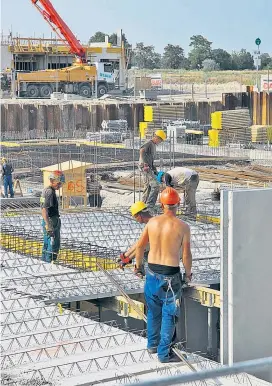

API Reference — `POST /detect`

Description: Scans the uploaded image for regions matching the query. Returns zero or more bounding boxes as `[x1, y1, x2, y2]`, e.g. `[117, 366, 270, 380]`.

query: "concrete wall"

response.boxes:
[1, 45, 12, 70]
[221, 188, 272, 382]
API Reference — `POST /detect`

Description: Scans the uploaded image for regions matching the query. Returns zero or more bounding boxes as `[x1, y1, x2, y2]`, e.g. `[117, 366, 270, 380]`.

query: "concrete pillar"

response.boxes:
[221, 188, 272, 382]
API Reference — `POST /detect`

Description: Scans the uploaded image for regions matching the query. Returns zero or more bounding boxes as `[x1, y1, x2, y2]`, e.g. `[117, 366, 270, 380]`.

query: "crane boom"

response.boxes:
[31, 0, 86, 61]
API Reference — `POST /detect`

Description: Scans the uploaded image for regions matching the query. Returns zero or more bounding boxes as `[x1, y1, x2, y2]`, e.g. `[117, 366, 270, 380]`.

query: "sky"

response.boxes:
[1, 0, 271, 54]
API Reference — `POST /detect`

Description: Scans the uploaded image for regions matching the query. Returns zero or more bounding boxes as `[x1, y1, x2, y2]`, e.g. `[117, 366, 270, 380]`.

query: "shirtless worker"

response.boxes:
[135, 187, 192, 363]
[139, 130, 167, 208]
[118, 201, 152, 270]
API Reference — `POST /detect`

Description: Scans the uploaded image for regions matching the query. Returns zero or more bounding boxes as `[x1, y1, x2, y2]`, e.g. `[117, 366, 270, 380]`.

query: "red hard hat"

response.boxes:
[160, 187, 180, 205]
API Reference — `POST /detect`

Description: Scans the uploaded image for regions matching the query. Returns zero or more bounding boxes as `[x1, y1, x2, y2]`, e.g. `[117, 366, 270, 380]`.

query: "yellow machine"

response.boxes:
[17, 64, 97, 98]
[15, 0, 127, 98]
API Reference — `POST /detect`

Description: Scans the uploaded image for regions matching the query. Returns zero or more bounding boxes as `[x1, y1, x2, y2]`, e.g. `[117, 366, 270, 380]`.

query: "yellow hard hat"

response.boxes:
[2, 157, 7, 163]
[155, 129, 167, 141]
[130, 201, 147, 216]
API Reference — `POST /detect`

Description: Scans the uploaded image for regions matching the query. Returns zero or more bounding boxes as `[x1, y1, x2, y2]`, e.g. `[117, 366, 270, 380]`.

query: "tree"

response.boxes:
[132, 42, 161, 69]
[108, 33, 131, 48]
[211, 48, 232, 70]
[202, 59, 220, 71]
[260, 53, 272, 69]
[162, 44, 185, 69]
[89, 31, 131, 47]
[89, 31, 106, 44]
[231, 49, 254, 70]
[188, 35, 212, 69]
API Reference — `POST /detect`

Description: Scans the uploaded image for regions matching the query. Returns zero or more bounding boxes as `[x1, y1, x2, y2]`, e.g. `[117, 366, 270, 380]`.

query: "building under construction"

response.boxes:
[1, 1, 272, 384]
[1, 130, 272, 385]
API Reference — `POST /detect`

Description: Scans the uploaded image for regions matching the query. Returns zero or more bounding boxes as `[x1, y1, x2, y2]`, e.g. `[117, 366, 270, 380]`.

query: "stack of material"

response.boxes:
[152, 104, 185, 126]
[194, 165, 272, 187]
[101, 120, 129, 140]
[251, 125, 272, 143]
[211, 109, 251, 130]
[144, 104, 185, 139]
[101, 120, 128, 131]
[219, 127, 251, 145]
[210, 108, 252, 146]
[86, 131, 122, 143]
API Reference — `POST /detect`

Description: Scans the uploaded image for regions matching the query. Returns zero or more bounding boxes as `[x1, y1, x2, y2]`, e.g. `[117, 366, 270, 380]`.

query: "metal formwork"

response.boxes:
[1, 208, 220, 261]
[0, 249, 266, 386]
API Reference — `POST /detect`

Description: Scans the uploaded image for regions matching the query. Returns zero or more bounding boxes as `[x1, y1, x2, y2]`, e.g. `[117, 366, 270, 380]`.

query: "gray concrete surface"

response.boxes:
[224, 188, 272, 382]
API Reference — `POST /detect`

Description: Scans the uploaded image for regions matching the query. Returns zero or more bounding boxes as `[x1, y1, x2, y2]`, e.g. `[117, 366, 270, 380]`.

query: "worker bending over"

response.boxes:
[118, 201, 152, 269]
[1, 157, 14, 198]
[40, 171, 65, 263]
[135, 187, 192, 363]
[157, 167, 199, 214]
[139, 130, 166, 208]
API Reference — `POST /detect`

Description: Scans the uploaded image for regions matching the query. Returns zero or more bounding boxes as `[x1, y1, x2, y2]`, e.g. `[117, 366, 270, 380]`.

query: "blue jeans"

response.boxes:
[3, 175, 14, 198]
[42, 217, 61, 263]
[144, 268, 182, 361]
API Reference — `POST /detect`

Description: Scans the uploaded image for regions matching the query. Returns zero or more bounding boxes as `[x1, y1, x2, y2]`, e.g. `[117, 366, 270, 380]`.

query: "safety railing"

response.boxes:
[131, 357, 272, 386]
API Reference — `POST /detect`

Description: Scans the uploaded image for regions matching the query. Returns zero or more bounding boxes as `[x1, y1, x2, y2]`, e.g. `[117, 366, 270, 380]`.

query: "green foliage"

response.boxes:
[188, 35, 212, 69]
[231, 49, 254, 70]
[89, 32, 270, 72]
[132, 42, 161, 69]
[89, 31, 106, 44]
[162, 44, 185, 69]
[89, 31, 130, 47]
[202, 59, 220, 71]
[260, 53, 272, 69]
[211, 49, 232, 70]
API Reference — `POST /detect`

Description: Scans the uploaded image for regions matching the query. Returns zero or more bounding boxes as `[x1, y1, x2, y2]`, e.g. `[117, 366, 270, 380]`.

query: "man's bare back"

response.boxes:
[136, 211, 192, 273]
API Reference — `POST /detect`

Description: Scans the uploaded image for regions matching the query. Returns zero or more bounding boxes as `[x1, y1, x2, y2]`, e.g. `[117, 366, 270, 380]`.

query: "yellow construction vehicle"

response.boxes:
[16, 0, 127, 98]
[17, 64, 97, 98]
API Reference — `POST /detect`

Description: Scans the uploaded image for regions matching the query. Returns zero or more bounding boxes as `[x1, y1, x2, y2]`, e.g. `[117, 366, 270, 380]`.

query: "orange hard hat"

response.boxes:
[160, 187, 180, 205]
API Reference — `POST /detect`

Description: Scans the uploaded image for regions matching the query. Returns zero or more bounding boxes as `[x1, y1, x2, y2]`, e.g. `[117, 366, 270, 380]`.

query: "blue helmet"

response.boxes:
[157, 171, 165, 183]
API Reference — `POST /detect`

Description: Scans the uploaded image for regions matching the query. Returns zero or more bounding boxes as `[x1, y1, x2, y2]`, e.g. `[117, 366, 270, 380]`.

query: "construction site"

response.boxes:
[1, 1, 272, 386]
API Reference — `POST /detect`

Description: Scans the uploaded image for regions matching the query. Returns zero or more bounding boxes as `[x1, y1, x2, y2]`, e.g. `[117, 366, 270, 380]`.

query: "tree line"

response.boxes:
[89, 32, 272, 71]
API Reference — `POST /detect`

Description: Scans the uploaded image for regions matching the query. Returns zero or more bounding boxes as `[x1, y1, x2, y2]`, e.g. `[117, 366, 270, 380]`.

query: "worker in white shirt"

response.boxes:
[157, 167, 199, 214]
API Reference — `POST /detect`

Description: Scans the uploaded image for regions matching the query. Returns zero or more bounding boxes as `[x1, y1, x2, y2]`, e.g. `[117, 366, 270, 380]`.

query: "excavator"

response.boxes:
[16, 0, 127, 98]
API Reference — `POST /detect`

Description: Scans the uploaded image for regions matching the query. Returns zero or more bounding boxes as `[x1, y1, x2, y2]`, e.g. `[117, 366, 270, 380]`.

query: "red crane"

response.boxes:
[31, 0, 86, 62]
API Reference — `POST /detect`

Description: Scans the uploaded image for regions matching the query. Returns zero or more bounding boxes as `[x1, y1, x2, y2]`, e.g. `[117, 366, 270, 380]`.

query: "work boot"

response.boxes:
[147, 347, 157, 354]
[158, 350, 187, 363]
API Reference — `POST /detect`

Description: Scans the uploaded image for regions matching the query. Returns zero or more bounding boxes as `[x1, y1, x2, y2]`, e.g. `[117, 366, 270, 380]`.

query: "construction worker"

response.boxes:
[118, 201, 152, 269]
[135, 187, 192, 363]
[139, 130, 167, 208]
[157, 167, 199, 214]
[1, 158, 14, 198]
[87, 173, 102, 208]
[40, 170, 65, 263]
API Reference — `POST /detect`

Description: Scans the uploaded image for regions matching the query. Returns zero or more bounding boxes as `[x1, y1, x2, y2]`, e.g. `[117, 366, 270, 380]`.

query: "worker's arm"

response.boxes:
[41, 208, 52, 230]
[40, 189, 54, 235]
[139, 143, 150, 167]
[135, 224, 149, 269]
[182, 225, 192, 279]
[164, 173, 174, 187]
[124, 241, 137, 260]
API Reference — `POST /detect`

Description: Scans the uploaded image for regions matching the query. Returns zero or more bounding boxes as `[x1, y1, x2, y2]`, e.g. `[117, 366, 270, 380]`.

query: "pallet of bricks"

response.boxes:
[209, 109, 251, 146]
[141, 104, 185, 139]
